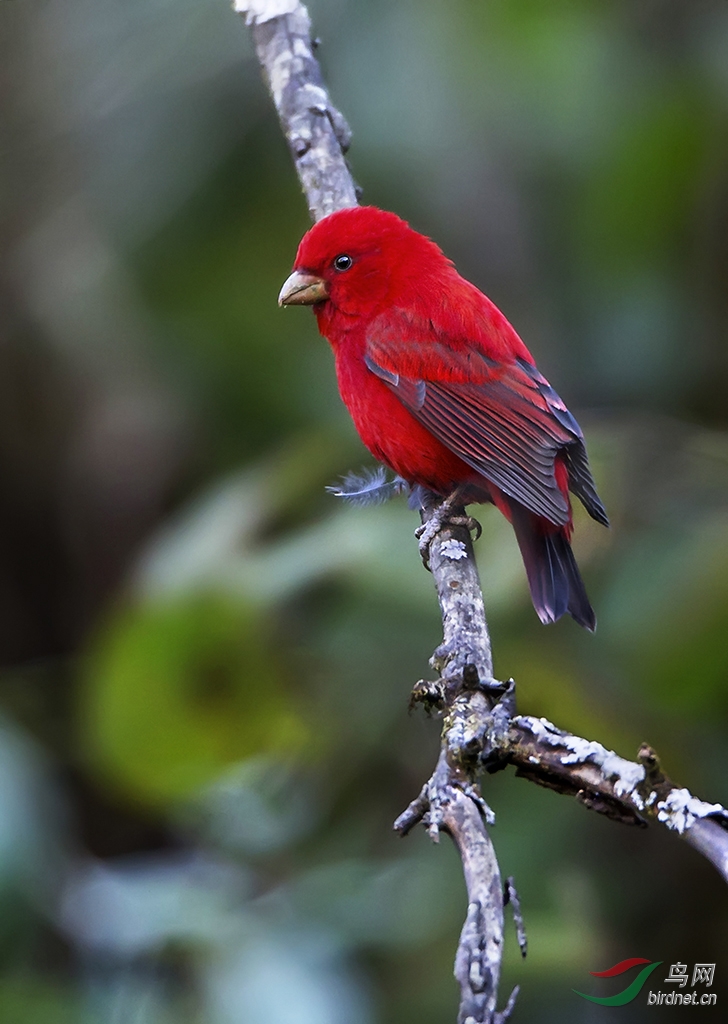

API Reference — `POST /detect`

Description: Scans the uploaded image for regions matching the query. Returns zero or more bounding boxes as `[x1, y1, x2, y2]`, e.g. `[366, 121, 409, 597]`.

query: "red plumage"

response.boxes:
[279, 206, 608, 629]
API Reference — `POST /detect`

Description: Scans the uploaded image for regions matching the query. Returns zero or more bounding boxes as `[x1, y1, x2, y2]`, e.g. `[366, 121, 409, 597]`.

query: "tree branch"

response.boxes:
[394, 509, 516, 1022]
[502, 722, 728, 883]
[236, 0, 358, 222]
[235, 2, 728, 1020]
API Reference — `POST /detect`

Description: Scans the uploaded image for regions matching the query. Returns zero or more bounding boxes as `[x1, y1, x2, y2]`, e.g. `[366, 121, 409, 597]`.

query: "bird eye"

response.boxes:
[333, 254, 353, 272]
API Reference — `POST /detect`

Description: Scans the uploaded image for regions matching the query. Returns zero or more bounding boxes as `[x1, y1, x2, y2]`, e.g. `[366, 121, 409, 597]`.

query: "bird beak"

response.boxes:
[278, 271, 329, 306]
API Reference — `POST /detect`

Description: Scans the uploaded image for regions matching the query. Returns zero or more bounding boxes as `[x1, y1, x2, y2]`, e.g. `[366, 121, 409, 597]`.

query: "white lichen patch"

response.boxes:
[235, 0, 301, 25]
[559, 737, 606, 765]
[515, 716, 565, 743]
[440, 539, 468, 560]
[656, 788, 726, 835]
[270, 50, 293, 103]
[563, 740, 645, 794]
[516, 716, 646, 805]
[293, 37, 310, 57]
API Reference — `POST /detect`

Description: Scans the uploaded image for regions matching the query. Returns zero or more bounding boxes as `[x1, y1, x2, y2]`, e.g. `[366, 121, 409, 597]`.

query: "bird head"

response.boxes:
[278, 206, 452, 320]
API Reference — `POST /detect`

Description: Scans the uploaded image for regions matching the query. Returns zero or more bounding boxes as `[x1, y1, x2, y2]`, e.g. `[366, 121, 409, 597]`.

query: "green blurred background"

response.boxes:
[1, 0, 727, 1020]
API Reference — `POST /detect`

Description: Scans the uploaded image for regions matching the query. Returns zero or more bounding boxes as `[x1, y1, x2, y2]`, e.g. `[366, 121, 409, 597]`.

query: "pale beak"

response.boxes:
[278, 270, 329, 306]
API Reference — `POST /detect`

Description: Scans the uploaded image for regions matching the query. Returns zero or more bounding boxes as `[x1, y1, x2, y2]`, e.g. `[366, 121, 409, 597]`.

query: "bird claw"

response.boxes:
[415, 519, 440, 568]
[448, 515, 482, 541]
[415, 502, 482, 569]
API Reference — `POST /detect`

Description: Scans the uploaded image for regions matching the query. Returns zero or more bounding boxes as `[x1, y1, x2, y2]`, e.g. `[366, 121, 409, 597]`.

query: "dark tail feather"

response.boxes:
[509, 501, 596, 631]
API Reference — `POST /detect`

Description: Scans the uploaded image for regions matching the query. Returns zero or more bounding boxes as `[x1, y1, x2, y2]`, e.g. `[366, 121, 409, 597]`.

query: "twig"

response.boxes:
[504, 877, 527, 959]
[235, 2, 728, 1020]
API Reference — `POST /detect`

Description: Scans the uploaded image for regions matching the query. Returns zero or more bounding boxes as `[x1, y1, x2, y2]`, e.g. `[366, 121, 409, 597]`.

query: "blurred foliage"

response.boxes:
[83, 593, 308, 804]
[1, 0, 728, 1021]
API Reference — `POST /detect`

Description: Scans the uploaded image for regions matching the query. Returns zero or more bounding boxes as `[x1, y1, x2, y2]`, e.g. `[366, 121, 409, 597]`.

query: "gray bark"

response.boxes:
[236, 0, 358, 222]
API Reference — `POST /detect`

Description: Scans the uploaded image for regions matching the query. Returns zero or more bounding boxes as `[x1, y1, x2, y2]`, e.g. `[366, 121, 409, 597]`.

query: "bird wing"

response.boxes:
[365, 311, 608, 527]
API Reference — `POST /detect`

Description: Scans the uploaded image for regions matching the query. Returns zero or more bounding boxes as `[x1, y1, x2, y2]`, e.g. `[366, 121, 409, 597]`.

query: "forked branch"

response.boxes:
[235, 3, 728, 1021]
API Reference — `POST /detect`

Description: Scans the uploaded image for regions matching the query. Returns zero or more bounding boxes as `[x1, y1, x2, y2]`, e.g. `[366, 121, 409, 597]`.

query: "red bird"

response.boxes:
[278, 206, 608, 629]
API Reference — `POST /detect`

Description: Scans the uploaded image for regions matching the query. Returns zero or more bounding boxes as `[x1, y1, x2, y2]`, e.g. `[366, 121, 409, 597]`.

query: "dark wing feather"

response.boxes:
[365, 318, 607, 527]
[562, 441, 609, 526]
[517, 358, 609, 526]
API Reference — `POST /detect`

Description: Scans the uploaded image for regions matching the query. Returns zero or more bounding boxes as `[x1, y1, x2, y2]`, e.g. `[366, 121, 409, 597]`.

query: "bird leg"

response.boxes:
[415, 487, 482, 568]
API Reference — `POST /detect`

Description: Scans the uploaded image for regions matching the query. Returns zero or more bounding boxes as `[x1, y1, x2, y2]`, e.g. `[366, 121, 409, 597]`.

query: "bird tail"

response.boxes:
[508, 500, 596, 631]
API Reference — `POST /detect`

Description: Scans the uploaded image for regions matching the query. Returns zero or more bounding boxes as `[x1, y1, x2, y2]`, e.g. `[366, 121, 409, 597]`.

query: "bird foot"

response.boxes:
[415, 496, 482, 569]
[449, 515, 482, 541]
